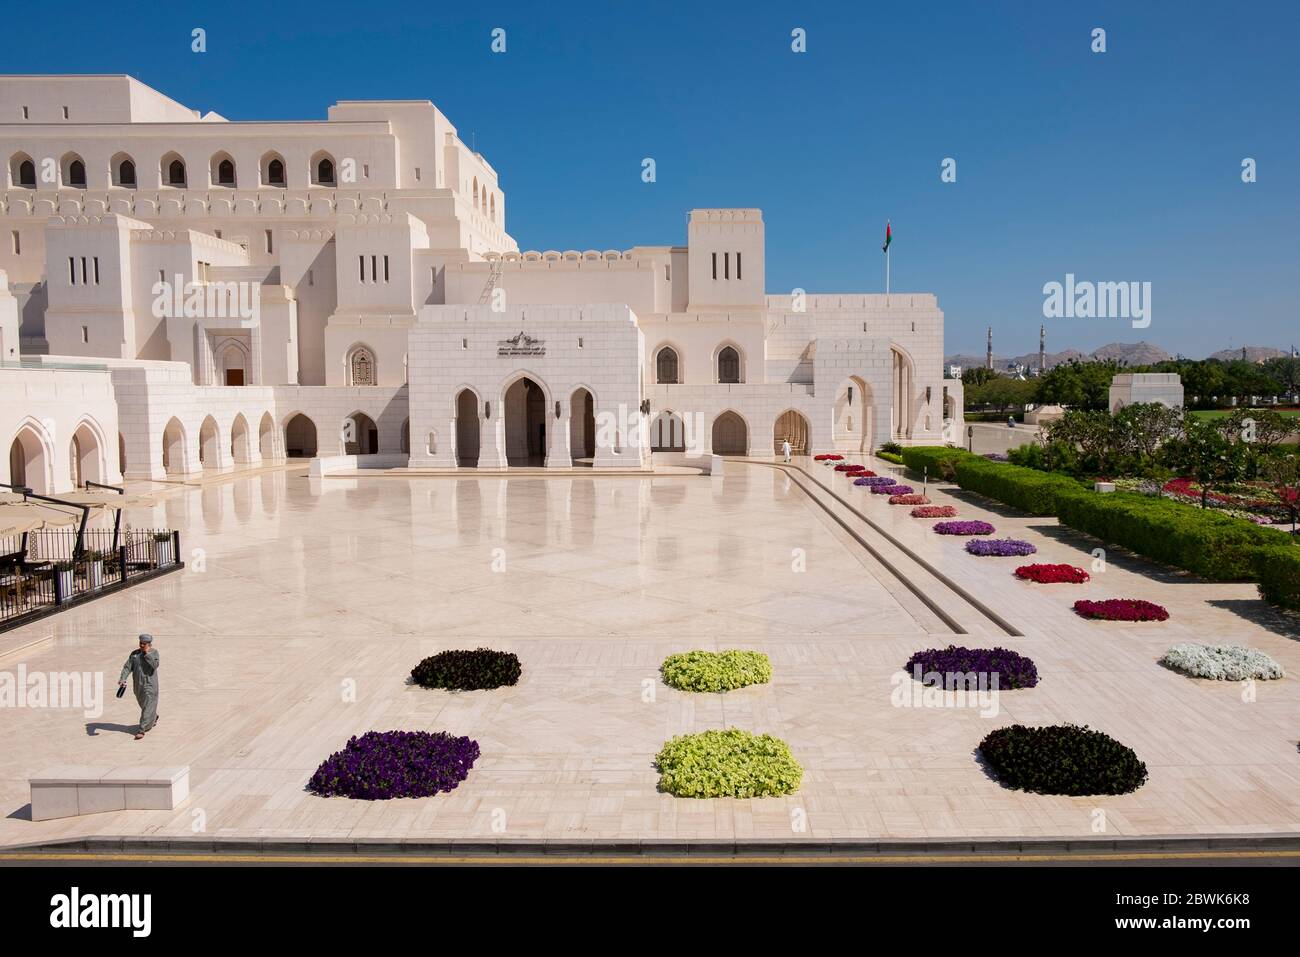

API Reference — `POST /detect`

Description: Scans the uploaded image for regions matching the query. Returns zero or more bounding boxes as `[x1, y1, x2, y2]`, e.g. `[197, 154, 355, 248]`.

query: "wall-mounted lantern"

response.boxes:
[555, 401, 561, 419]
[484, 401, 491, 420]
[639, 399, 650, 416]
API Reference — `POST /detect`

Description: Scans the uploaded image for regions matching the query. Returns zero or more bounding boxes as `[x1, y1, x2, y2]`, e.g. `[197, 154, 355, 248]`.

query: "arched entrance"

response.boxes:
[833, 376, 872, 453]
[455, 389, 480, 466]
[258, 412, 276, 459]
[8, 425, 51, 493]
[711, 411, 748, 455]
[344, 412, 378, 454]
[199, 415, 221, 468]
[284, 414, 317, 458]
[570, 388, 596, 464]
[504, 377, 546, 466]
[161, 417, 188, 476]
[69, 422, 103, 486]
[651, 410, 685, 451]
[773, 410, 810, 455]
[231, 414, 251, 464]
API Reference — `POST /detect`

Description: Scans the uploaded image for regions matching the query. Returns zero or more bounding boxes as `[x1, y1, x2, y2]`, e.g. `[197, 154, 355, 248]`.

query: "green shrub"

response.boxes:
[1056, 491, 1282, 581]
[878, 441, 905, 456]
[877, 451, 905, 465]
[410, 648, 522, 690]
[661, 650, 772, 692]
[1255, 546, 1300, 610]
[979, 724, 1148, 796]
[953, 456, 1086, 517]
[655, 729, 802, 798]
[900, 445, 969, 477]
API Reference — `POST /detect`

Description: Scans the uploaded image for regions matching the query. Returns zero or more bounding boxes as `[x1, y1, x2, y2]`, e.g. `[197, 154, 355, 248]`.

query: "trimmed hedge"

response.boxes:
[410, 648, 522, 690]
[655, 729, 802, 798]
[661, 650, 772, 692]
[979, 724, 1148, 796]
[877, 451, 906, 465]
[900, 446, 1299, 587]
[1254, 545, 1300, 610]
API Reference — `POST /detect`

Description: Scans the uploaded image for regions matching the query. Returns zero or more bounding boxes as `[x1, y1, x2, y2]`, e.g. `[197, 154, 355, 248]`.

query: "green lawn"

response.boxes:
[1189, 408, 1300, 421]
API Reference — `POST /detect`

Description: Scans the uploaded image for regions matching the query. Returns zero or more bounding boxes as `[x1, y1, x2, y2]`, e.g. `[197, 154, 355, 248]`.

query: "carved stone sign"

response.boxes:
[497, 331, 545, 357]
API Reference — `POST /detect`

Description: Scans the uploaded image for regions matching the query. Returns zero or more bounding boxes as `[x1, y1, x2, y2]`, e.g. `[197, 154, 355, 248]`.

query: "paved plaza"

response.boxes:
[1, 458, 1297, 844]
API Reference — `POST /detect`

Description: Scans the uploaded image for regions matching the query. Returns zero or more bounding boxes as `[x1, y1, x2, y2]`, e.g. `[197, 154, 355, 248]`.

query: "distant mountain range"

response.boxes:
[945, 341, 1294, 372]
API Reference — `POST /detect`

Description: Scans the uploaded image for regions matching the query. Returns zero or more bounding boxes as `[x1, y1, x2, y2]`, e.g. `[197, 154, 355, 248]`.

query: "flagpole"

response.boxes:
[886, 245, 890, 297]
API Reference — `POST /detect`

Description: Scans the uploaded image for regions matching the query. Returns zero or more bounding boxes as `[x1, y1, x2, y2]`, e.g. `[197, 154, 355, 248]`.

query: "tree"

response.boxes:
[1265, 456, 1300, 533]
[1218, 408, 1297, 455]
[1113, 402, 1183, 463]
[1160, 417, 1249, 508]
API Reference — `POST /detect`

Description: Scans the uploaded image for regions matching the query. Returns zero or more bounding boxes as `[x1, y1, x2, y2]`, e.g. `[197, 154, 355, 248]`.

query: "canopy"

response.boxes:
[0, 503, 82, 537]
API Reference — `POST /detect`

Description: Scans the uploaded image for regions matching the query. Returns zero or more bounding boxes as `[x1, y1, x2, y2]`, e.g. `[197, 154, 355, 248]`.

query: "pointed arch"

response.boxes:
[283, 412, 318, 458]
[653, 342, 681, 384]
[110, 151, 137, 188]
[9, 152, 36, 189]
[230, 413, 251, 464]
[70, 416, 108, 486]
[713, 340, 745, 384]
[8, 417, 55, 494]
[651, 410, 685, 452]
[198, 415, 221, 468]
[346, 343, 377, 386]
[772, 409, 810, 455]
[210, 151, 237, 187]
[710, 409, 749, 456]
[161, 152, 187, 188]
[261, 151, 287, 187]
[311, 150, 336, 186]
[161, 416, 188, 476]
[258, 411, 276, 459]
[343, 411, 378, 455]
[61, 151, 87, 188]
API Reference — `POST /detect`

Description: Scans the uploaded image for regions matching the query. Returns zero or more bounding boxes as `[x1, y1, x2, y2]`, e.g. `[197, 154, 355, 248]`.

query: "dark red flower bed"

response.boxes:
[814, 453, 844, 462]
[1015, 563, 1090, 584]
[889, 493, 929, 505]
[1073, 598, 1169, 621]
[834, 463, 870, 473]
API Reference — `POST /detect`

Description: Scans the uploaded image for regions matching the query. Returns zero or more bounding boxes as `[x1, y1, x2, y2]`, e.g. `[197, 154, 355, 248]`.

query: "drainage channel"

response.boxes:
[744, 461, 1022, 638]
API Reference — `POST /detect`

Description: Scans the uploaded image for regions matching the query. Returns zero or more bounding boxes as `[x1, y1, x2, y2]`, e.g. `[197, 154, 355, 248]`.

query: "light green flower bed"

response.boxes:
[655, 729, 803, 798]
[661, 650, 772, 692]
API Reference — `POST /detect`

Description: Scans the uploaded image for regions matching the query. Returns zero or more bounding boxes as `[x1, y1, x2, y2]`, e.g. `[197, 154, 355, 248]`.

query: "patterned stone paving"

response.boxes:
[0, 458, 1296, 843]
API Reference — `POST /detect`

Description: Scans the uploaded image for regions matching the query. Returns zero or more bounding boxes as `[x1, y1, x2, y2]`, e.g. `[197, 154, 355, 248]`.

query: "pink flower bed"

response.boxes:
[872, 483, 914, 495]
[911, 505, 958, 518]
[1073, 599, 1170, 622]
[888, 493, 929, 505]
[933, 520, 995, 536]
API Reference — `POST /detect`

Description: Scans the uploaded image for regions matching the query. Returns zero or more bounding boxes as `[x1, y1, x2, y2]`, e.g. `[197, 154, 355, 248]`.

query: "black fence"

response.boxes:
[0, 528, 183, 631]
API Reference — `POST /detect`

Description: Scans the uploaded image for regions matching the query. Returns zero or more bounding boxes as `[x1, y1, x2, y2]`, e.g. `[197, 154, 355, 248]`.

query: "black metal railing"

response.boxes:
[1, 528, 183, 631]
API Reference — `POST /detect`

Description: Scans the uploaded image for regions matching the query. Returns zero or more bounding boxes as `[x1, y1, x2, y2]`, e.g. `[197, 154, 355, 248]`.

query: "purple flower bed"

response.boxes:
[965, 537, 1037, 557]
[854, 476, 897, 487]
[933, 520, 995, 536]
[872, 483, 915, 495]
[905, 645, 1039, 690]
[983, 453, 1010, 463]
[307, 730, 480, 800]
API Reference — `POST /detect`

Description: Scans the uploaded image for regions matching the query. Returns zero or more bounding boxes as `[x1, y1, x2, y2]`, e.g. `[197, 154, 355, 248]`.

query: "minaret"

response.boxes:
[1038, 324, 1046, 375]
[986, 327, 993, 370]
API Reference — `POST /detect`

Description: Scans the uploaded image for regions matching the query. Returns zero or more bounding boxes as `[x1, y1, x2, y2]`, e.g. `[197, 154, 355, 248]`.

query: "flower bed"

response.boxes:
[307, 730, 480, 799]
[978, 724, 1148, 795]
[873, 483, 914, 495]
[661, 650, 772, 692]
[933, 520, 995, 536]
[853, 475, 895, 487]
[411, 648, 522, 690]
[904, 645, 1039, 689]
[1160, 643, 1285, 680]
[1015, 563, 1090, 584]
[655, 729, 802, 798]
[835, 463, 869, 473]
[911, 505, 958, 518]
[965, 538, 1037, 557]
[1073, 598, 1170, 621]
[888, 493, 929, 505]
[814, 453, 843, 462]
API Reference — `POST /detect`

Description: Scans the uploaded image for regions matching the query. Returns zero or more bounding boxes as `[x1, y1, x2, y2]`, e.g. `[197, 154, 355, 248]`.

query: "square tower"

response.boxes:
[686, 209, 764, 311]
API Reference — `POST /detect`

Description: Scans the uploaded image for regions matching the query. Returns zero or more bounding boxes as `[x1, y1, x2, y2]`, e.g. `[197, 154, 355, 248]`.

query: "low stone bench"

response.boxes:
[30, 766, 190, 821]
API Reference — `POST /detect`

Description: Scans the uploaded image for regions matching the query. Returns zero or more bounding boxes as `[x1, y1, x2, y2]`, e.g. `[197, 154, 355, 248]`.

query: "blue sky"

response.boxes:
[10, 0, 1298, 358]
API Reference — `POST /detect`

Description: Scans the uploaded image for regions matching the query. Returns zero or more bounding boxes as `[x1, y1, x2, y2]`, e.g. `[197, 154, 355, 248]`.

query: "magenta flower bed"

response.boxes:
[835, 463, 869, 473]
[965, 538, 1037, 557]
[933, 520, 995, 536]
[1073, 599, 1170, 622]
[873, 483, 914, 495]
[814, 453, 843, 462]
[1016, 564, 1090, 584]
[889, 493, 929, 505]
[854, 475, 895, 487]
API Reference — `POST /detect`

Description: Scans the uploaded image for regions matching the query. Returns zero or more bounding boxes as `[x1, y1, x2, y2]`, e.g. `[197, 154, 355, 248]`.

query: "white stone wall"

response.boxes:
[1, 365, 122, 493]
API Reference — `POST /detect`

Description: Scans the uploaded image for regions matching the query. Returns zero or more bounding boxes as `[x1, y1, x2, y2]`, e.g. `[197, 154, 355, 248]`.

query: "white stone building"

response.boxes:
[1, 75, 953, 492]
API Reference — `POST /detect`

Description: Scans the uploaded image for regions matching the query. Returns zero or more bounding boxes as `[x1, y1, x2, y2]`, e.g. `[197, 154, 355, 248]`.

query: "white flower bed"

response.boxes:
[1160, 643, 1285, 681]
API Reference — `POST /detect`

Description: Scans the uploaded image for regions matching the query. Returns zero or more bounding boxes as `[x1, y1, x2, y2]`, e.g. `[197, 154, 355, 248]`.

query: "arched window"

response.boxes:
[656, 347, 679, 384]
[490, 193, 496, 222]
[117, 159, 136, 187]
[216, 158, 235, 186]
[67, 159, 86, 188]
[349, 347, 376, 386]
[472, 178, 479, 208]
[267, 158, 285, 186]
[313, 155, 335, 186]
[166, 158, 187, 187]
[718, 346, 741, 384]
[13, 155, 36, 188]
